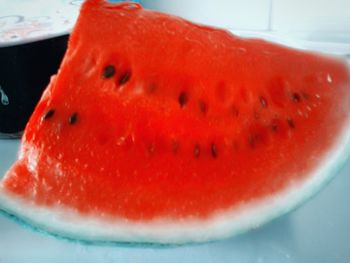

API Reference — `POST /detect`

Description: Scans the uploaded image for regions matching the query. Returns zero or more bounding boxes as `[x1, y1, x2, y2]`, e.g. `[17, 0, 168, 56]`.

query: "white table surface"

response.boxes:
[0, 138, 350, 262]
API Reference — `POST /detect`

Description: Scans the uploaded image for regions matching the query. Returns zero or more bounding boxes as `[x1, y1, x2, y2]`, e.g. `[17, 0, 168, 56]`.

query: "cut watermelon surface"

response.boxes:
[1, 0, 350, 244]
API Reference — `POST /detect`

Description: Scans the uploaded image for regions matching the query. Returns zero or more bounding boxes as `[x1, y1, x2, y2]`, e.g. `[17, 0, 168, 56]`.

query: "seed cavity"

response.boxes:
[287, 118, 295, 129]
[233, 141, 239, 151]
[248, 135, 257, 149]
[119, 71, 131, 85]
[211, 143, 218, 158]
[301, 92, 310, 100]
[259, 96, 268, 108]
[248, 133, 264, 149]
[254, 111, 260, 120]
[248, 135, 255, 148]
[171, 140, 179, 153]
[292, 92, 301, 103]
[199, 100, 207, 114]
[146, 143, 155, 155]
[178, 91, 188, 108]
[271, 123, 278, 132]
[147, 83, 157, 94]
[270, 119, 281, 133]
[231, 105, 239, 117]
[103, 65, 116, 78]
[42, 109, 55, 120]
[194, 144, 200, 158]
[68, 112, 78, 125]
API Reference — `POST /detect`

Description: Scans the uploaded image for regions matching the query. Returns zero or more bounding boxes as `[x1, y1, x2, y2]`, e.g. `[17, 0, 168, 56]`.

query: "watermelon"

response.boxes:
[0, 0, 350, 244]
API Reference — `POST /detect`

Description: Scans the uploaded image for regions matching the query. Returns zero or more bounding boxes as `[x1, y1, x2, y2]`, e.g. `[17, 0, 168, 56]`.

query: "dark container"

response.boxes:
[0, 34, 69, 137]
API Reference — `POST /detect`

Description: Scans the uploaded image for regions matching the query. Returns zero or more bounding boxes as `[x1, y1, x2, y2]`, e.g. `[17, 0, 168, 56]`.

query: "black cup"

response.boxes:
[0, 34, 68, 137]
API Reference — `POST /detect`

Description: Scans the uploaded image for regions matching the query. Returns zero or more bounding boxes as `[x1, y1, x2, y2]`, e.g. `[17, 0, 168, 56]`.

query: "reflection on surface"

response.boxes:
[0, 212, 296, 263]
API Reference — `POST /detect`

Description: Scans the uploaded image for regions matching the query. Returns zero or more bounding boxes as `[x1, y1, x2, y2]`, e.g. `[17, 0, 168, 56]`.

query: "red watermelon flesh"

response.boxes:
[1, 0, 350, 244]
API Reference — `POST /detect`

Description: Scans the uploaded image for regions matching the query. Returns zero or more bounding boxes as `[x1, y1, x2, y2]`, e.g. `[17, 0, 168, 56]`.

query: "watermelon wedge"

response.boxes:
[1, 0, 350, 244]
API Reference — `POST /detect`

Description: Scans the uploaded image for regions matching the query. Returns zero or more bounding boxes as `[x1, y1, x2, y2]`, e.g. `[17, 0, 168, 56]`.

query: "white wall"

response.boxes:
[271, 0, 350, 41]
[141, 0, 350, 43]
[142, 0, 271, 31]
[272, 0, 350, 32]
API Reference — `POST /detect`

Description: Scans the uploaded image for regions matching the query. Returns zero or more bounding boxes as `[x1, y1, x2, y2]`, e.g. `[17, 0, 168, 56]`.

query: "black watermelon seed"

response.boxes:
[194, 144, 200, 158]
[211, 143, 218, 158]
[103, 65, 116, 78]
[119, 71, 131, 85]
[42, 109, 55, 120]
[199, 100, 207, 114]
[287, 118, 295, 129]
[259, 96, 268, 108]
[292, 92, 301, 103]
[178, 91, 188, 108]
[68, 112, 78, 125]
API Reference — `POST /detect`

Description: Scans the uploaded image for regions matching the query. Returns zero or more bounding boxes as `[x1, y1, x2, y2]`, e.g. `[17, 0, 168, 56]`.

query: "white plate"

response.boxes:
[0, 0, 82, 47]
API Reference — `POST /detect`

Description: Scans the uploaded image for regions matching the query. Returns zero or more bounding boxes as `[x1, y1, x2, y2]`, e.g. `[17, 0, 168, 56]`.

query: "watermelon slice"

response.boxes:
[1, 0, 350, 244]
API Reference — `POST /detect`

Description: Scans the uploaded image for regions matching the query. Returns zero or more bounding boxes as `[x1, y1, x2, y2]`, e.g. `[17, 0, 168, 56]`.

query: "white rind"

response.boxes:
[0, 121, 350, 244]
